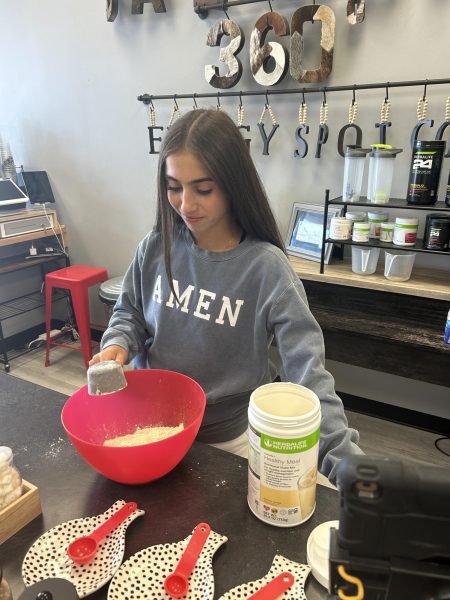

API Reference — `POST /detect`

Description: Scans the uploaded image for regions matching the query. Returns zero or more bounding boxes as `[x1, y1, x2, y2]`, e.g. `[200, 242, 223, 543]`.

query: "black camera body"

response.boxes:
[329, 455, 450, 600]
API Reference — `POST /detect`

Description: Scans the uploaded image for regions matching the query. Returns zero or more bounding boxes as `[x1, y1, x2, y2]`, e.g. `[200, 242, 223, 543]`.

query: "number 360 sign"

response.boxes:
[204, 4, 342, 89]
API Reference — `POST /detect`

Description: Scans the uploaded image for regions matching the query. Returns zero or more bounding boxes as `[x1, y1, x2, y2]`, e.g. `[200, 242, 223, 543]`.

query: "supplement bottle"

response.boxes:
[406, 140, 446, 205]
[248, 382, 321, 527]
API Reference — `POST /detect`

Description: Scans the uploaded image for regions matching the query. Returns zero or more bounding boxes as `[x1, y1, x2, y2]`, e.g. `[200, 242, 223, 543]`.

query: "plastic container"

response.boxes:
[342, 146, 370, 202]
[423, 214, 450, 251]
[247, 382, 321, 527]
[393, 217, 419, 246]
[367, 145, 403, 204]
[352, 221, 370, 242]
[351, 246, 380, 275]
[384, 250, 416, 282]
[368, 211, 389, 239]
[406, 140, 446, 205]
[61, 369, 206, 484]
[380, 222, 395, 243]
[329, 217, 352, 240]
[0, 446, 23, 511]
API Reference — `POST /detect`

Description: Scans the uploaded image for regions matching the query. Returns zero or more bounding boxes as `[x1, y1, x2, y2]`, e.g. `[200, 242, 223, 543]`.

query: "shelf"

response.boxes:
[328, 197, 450, 212]
[326, 237, 450, 256]
[0, 290, 66, 322]
[288, 255, 450, 302]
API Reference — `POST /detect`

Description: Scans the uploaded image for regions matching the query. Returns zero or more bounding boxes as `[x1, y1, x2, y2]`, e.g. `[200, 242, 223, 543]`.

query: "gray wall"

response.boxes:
[1, 1, 449, 414]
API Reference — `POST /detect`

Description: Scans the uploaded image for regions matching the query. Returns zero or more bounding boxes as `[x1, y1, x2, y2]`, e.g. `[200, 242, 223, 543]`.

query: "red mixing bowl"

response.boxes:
[61, 369, 206, 484]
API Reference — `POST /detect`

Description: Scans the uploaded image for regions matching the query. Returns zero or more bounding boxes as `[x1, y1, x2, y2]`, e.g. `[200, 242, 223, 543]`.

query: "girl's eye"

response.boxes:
[197, 189, 212, 196]
[167, 186, 182, 193]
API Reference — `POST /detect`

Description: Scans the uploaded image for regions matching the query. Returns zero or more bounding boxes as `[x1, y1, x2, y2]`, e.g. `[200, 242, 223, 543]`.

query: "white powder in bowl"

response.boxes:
[103, 424, 184, 447]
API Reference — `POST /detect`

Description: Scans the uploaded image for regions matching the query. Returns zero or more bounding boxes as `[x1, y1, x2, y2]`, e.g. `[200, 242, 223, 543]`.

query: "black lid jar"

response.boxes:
[406, 140, 446, 205]
[423, 213, 450, 250]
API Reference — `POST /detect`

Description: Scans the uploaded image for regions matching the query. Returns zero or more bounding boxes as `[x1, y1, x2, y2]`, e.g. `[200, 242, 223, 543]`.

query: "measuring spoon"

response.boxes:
[164, 522, 211, 598]
[67, 502, 137, 564]
[246, 572, 295, 599]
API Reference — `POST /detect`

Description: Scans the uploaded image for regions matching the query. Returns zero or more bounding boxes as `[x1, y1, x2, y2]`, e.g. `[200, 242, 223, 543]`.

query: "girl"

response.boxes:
[90, 108, 361, 484]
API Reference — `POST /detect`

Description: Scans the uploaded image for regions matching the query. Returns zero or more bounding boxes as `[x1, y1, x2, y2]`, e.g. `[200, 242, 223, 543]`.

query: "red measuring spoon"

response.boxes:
[67, 502, 137, 564]
[247, 572, 295, 599]
[164, 522, 211, 598]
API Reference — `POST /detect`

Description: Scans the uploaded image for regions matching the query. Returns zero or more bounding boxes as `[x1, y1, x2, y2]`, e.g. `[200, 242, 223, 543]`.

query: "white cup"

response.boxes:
[351, 246, 380, 275]
[384, 251, 416, 281]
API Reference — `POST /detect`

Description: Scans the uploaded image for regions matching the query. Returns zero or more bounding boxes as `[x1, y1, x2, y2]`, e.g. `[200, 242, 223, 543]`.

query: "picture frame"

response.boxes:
[285, 203, 343, 263]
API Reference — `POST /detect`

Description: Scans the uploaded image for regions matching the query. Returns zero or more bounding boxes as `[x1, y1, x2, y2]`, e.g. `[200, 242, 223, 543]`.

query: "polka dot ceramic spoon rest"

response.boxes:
[22, 499, 145, 598]
[108, 522, 228, 600]
[217, 555, 311, 600]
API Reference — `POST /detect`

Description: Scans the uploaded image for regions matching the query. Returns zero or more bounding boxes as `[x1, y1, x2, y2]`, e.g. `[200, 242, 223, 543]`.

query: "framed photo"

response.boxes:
[285, 203, 343, 263]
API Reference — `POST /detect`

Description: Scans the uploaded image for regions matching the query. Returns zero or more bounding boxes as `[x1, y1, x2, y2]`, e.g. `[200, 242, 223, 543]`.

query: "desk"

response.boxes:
[0, 374, 337, 599]
[0, 208, 68, 371]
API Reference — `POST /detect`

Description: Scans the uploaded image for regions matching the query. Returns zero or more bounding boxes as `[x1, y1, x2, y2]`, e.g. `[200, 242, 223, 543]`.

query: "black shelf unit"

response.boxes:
[319, 191, 450, 273]
[0, 254, 69, 372]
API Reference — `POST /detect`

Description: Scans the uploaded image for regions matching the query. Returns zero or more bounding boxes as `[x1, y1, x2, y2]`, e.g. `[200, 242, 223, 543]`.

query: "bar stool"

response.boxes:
[45, 265, 108, 369]
[98, 275, 124, 320]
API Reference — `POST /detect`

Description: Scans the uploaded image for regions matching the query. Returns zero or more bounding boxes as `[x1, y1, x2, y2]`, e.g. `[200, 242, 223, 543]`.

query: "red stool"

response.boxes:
[45, 265, 108, 369]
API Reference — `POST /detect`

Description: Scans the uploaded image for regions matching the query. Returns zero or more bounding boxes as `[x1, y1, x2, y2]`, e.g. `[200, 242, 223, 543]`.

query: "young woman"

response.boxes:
[90, 108, 361, 484]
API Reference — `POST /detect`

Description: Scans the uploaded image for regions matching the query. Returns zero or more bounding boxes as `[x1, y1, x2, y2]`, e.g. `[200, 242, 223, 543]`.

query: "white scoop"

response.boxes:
[87, 361, 127, 395]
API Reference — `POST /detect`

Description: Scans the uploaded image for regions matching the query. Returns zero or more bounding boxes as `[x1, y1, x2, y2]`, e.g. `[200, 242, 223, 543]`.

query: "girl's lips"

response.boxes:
[183, 216, 203, 224]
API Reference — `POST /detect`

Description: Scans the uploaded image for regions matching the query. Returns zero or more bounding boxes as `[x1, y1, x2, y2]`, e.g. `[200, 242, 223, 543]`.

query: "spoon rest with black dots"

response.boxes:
[108, 524, 227, 600]
[21, 500, 145, 598]
[217, 554, 311, 600]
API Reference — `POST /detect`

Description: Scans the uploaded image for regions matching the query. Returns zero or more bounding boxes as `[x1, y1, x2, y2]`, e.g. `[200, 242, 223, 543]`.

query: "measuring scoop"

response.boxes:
[164, 522, 211, 598]
[87, 360, 127, 395]
[67, 501, 137, 564]
[246, 572, 295, 599]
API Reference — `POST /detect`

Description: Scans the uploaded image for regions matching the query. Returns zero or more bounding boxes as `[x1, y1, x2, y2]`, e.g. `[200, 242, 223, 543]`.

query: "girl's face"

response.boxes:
[165, 150, 240, 251]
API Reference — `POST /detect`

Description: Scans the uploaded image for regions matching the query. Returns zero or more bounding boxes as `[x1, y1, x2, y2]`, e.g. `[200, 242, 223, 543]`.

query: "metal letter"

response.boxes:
[257, 123, 279, 156]
[106, 0, 118, 22]
[131, 0, 166, 14]
[347, 0, 365, 25]
[337, 123, 362, 157]
[294, 124, 309, 158]
[410, 119, 434, 149]
[290, 5, 335, 84]
[205, 20, 245, 89]
[315, 123, 329, 158]
[148, 126, 164, 154]
[250, 12, 289, 87]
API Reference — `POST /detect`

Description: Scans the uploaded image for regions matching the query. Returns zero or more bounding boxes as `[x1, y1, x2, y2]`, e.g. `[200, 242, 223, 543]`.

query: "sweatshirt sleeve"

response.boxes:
[269, 278, 363, 485]
[100, 240, 150, 360]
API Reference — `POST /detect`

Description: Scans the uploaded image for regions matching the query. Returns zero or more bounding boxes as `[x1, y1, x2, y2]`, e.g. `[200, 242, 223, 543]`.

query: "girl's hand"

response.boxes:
[89, 345, 129, 366]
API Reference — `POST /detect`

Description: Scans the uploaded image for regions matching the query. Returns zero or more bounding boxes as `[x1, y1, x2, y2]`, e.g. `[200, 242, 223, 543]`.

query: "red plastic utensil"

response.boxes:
[247, 572, 295, 599]
[67, 502, 137, 564]
[164, 522, 211, 598]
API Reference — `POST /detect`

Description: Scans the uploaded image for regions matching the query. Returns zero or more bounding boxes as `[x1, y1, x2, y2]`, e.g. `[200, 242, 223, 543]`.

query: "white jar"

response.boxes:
[0, 447, 23, 510]
[329, 217, 352, 240]
[368, 211, 389, 239]
[380, 222, 395, 243]
[352, 221, 370, 242]
[346, 211, 367, 224]
[393, 217, 419, 246]
[247, 382, 321, 527]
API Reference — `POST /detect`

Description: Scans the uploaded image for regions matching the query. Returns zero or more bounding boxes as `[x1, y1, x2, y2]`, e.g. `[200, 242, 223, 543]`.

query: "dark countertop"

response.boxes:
[0, 373, 337, 599]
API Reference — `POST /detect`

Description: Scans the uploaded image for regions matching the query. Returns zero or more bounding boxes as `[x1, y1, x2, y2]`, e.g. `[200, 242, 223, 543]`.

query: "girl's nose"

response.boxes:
[180, 189, 195, 211]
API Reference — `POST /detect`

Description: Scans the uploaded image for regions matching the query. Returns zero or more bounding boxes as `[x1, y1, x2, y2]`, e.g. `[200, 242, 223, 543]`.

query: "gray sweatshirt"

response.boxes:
[101, 227, 362, 483]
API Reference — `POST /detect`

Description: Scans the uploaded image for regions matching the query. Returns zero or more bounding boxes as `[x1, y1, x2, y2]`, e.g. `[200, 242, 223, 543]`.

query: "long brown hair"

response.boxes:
[155, 109, 285, 292]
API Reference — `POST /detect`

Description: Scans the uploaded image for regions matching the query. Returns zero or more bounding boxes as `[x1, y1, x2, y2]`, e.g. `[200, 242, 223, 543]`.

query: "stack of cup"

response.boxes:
[0, 139, 18, 183]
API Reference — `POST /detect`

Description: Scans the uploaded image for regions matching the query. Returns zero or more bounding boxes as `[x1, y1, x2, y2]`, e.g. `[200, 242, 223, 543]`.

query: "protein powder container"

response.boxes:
[393, 217, 419, 246]
[352, 221, 370, 242]
[368, 211, 389, 239]
[406, 140, 446, 205]
[423, 213, 450, 250]
[248, 382, 321, 527]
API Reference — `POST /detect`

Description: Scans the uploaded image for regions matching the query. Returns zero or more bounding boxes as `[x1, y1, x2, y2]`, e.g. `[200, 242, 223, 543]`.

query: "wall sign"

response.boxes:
[107, 0, 166, 22]
[205, 6, 336, 88]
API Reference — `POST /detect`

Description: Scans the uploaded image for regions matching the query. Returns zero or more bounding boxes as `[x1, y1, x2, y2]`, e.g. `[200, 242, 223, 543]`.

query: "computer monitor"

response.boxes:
[19, 171, 56, 205]
[0, 178, 29, 210]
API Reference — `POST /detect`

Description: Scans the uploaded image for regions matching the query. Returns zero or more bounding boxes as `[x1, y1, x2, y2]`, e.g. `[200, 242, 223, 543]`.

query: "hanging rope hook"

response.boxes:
[217, 92, 221, 110]
[193, 93, 198, 110]
[239, 91, 243, 108]
[173, 94, 179, 111]
[385, 82, 390, 102]
[352, 84, 356, 105]
[265, 90, 270, 107]
[423, 78, 428, 101]
[322, 88, 327, 106]
[268, 0, 273, 11]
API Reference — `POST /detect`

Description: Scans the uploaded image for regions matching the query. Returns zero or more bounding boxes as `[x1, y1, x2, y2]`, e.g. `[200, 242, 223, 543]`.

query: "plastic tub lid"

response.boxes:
[306, 520, 339, 589]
